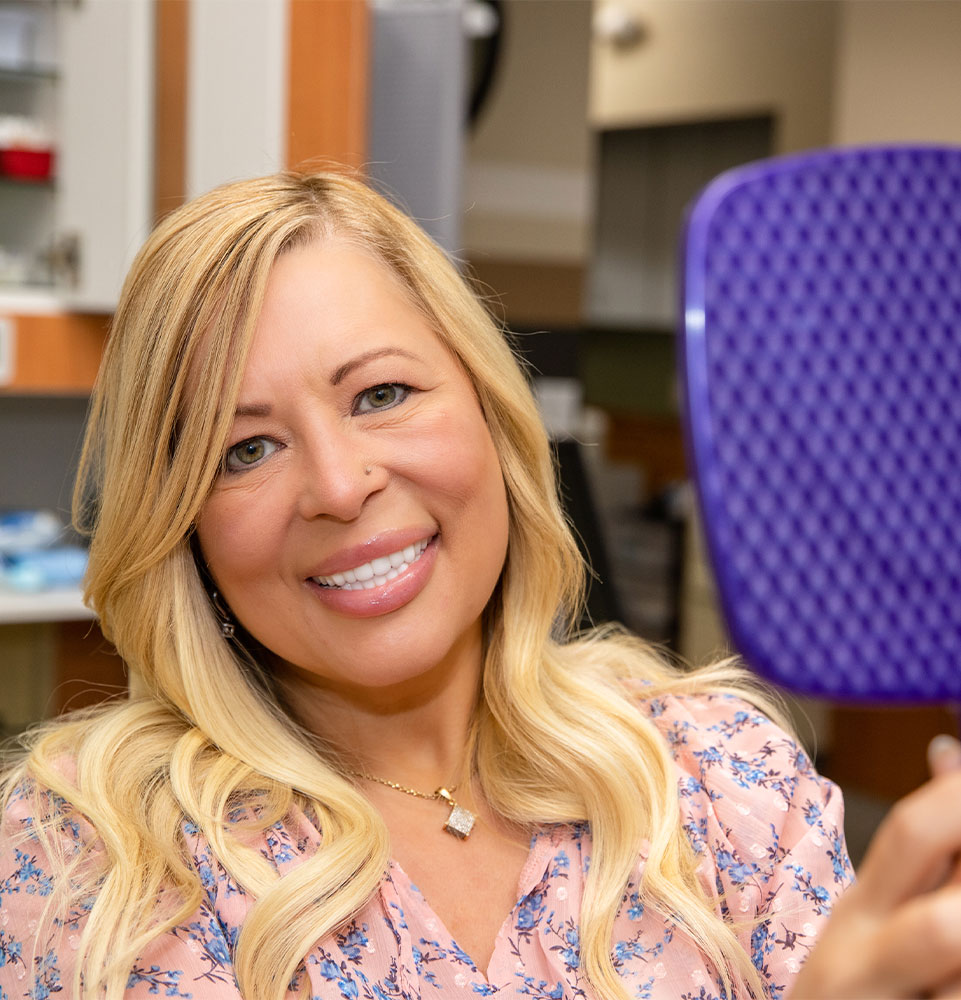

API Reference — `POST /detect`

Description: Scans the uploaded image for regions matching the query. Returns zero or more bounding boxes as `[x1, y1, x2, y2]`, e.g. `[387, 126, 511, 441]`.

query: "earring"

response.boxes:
[210, 590, 236, 639]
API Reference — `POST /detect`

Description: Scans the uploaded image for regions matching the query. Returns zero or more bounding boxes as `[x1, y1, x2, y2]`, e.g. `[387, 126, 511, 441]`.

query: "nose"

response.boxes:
[296, 426, 385, 522]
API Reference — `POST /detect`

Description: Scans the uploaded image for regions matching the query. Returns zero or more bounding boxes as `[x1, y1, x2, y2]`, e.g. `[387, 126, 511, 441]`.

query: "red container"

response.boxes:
[0, 148, 54, 180]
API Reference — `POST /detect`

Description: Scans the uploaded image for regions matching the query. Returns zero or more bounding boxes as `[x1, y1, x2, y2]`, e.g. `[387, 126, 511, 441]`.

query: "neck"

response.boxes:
[273, 628, 484, 789]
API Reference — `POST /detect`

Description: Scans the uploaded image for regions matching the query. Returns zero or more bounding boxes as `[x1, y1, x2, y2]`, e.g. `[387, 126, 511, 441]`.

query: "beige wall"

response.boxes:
[463, 0, 594, 263]
[469, 0, 592, 172]
[834, 0, 961, 145]
[464, 0, 961, 270]
[589, 0, 838, 153]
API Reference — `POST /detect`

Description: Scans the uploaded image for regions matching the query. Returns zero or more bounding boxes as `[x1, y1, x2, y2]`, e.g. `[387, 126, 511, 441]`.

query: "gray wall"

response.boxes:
[0, 395, 88, 519]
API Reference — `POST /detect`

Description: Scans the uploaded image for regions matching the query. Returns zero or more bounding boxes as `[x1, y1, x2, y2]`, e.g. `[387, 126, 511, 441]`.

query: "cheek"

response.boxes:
[458, 424, 510, 561]
[437, 417, 508, 521]
[195, 488, 278, 586]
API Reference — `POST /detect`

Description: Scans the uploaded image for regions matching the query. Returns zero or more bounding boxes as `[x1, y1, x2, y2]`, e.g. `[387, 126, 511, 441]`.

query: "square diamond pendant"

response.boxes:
[443, 803, 475, 839]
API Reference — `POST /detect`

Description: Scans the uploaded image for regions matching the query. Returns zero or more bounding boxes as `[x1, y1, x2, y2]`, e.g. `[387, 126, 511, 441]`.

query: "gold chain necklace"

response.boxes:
[348, 769, 476, 840]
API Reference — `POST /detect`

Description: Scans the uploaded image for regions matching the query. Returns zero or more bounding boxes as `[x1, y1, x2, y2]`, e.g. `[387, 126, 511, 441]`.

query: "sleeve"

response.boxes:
[0, 781, 249, 1000]
[640, 692, 855, 1000]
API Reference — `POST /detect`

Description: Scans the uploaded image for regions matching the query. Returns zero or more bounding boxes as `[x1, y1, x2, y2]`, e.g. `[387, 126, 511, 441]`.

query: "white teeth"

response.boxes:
[313, 538, 430, 591]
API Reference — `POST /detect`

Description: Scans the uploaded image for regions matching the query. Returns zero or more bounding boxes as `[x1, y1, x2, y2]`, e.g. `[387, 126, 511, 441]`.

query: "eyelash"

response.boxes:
[223, 382, 414, 473]
[352, 382, 413, 414]
[223, 437, 280, 473]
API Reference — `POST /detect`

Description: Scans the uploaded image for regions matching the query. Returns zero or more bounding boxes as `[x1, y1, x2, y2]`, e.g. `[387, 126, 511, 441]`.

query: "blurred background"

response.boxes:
[2, 0, 961, 864]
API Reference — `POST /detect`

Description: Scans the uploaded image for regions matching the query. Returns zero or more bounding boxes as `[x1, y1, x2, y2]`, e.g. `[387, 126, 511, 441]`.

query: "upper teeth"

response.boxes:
[314, 539, 430, 590]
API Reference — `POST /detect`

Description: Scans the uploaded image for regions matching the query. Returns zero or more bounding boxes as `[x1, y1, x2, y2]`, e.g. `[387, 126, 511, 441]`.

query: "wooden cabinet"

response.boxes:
[0, 308, 108, 393]
[589, 0, 837, 153]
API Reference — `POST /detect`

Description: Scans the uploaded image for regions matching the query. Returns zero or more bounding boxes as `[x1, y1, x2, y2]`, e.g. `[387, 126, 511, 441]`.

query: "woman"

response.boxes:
[0, 171, 956, 1000]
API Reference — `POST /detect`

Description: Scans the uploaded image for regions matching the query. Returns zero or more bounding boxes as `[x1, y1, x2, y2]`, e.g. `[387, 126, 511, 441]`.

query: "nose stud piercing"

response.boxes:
[364, 465, 373, 476]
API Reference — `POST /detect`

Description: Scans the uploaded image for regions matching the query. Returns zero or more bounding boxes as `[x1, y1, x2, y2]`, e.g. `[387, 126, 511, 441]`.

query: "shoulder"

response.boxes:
[1, 771, 103, 908]
[1, 768, 99, 858]
[637, 688, 834, 806]
[636, 688, 806, 782]
[0, 774, 317, 998]
[0, 773, 102, 992]
[634, 689, 846, 854]
[637, 688, 851, 888]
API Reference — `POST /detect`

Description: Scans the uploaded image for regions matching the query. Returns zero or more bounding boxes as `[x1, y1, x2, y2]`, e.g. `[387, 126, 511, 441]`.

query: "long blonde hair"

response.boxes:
[2, 172, 775, 999]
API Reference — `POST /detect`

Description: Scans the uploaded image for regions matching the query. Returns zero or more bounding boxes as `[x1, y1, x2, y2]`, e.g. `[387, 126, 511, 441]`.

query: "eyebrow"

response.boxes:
[233, 347, 422, 417]
[234, 402, 273, 418]
[331, 347, 420, 386]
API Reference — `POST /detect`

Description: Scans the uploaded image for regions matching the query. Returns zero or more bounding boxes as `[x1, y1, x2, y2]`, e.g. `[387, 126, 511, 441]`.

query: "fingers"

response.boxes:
[791, 739, 961, 999]
[868, 883, 961, 996]
[790, 881, 961, 999]
[928, 734, 961, 892]
[856, 766, 961, 910]
[929, 734, 961, 778]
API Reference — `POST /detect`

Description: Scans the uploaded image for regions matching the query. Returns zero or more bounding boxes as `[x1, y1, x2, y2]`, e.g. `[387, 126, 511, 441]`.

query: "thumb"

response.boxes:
[929, 734, 961, 779]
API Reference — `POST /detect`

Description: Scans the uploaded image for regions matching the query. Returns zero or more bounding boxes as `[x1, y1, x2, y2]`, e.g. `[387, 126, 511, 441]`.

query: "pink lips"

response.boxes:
[305, 533, 439, 617]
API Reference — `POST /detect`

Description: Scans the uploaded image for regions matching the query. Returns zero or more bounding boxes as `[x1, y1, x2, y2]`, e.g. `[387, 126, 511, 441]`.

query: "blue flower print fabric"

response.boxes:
[0, 693, 853, 998]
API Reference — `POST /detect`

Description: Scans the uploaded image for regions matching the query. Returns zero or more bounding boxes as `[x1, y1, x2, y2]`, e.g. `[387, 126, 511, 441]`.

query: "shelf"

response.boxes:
[0, 278, 56, 295]
[0, 584, 93, 625]
[0, 287, 61, 313]
[0, 172, 54, 189]
[0, 65, 57, 84]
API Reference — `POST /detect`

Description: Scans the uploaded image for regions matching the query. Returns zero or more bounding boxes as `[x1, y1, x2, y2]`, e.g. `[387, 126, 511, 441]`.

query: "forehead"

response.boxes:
[241, 239, 461, 384]
[260, 237, 414, 316]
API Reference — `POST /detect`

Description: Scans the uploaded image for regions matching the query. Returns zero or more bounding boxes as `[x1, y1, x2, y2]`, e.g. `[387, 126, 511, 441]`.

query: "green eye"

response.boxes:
[355, 383, 410, 414]
[225, 437, 278, 472]
[367, 385, 397, 408]
[235, 440, 265, 464]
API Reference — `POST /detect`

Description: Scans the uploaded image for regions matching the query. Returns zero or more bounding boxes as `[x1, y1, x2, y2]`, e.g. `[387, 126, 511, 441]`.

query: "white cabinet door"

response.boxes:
[57, 0, 153, 312]
[186, 0, 287, 199]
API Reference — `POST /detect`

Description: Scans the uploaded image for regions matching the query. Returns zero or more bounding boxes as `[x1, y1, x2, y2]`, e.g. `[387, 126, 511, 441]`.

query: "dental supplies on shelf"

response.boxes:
[0, 509, 87, 592]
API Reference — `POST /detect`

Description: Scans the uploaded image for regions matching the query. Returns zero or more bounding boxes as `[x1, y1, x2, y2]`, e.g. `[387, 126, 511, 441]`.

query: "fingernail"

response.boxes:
[927, 734, 961, 776]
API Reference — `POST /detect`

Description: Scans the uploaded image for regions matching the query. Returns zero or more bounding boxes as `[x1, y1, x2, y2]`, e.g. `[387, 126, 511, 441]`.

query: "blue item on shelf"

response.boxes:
[0, 509, 64, 553]
[1, 545, 88, 592]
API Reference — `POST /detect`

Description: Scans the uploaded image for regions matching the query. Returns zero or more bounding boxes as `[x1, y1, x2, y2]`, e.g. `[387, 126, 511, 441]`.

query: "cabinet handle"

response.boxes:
[50, 232, 81, 288]
[593, 4, 646, 49]
[0, 317, 14, 387]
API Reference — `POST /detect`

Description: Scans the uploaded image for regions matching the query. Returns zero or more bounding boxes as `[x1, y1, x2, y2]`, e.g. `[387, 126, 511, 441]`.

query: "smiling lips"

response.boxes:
[312, 538, 431, 591]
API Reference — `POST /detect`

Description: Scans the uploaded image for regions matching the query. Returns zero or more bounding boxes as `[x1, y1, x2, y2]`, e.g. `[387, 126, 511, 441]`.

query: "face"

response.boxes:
[194, 240, 510, 701]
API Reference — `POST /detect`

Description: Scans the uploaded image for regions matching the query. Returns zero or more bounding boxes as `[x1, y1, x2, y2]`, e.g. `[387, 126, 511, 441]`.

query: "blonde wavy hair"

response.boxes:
[2, 172, 778, 999]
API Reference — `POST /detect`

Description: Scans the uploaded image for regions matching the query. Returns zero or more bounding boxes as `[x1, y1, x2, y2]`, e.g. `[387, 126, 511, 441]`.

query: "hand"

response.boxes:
[789, 735, 961, 999]
[925, 736, 961, 999]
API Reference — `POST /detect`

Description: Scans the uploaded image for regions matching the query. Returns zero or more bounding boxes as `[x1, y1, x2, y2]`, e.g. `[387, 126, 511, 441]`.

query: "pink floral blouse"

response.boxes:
[0, 693, 853, 999]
